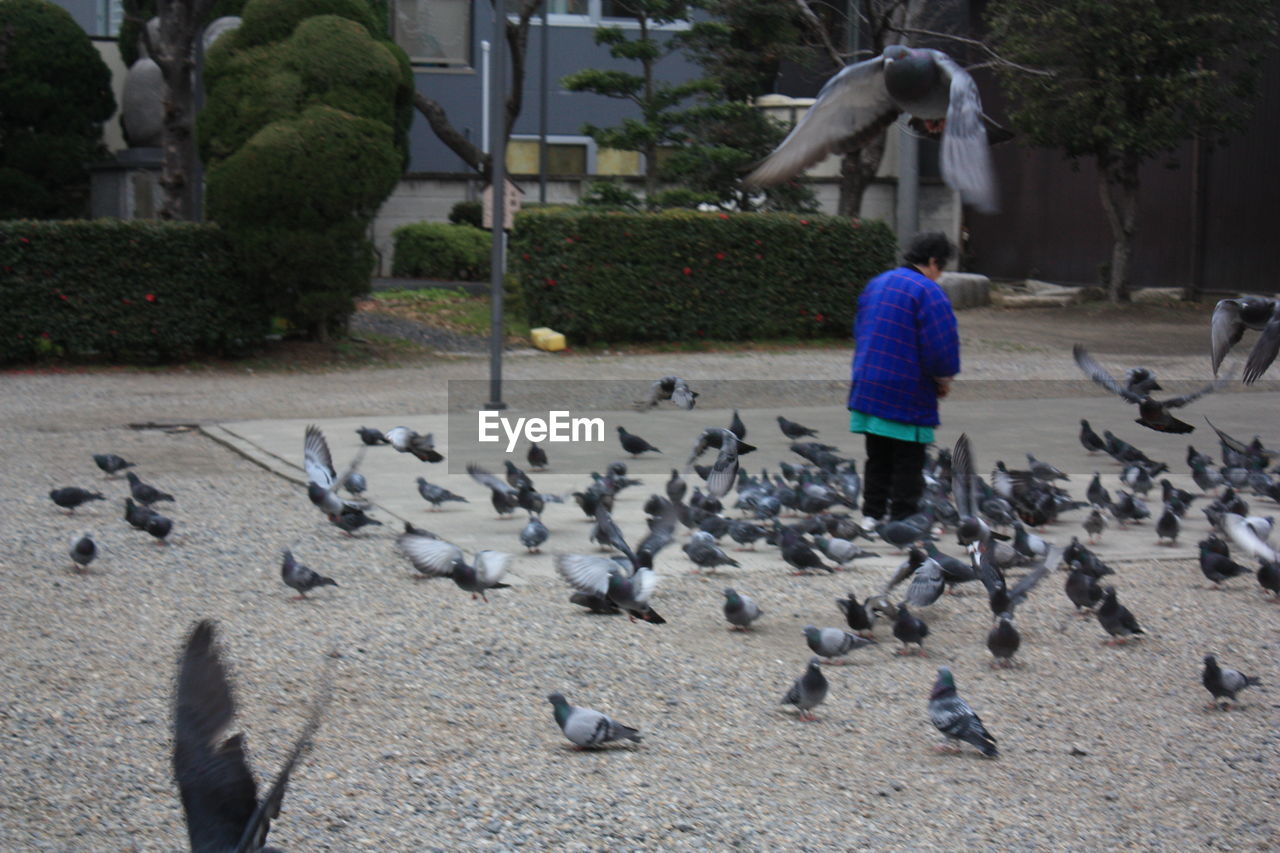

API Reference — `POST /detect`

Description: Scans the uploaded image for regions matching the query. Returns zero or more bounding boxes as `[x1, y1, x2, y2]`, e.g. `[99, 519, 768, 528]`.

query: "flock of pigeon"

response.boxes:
[44, 315, 1280, 849]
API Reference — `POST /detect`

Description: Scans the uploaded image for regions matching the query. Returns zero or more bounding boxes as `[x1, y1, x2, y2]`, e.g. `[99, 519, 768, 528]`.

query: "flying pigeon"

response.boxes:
[69, 533, 96, 572]
[835, 592, 875, 637]
[1073, 344, 1226, 433]
[1201, 654, 1261, 710]
[636, 375, 698, 410]
[356, 426, 390, 446]
[803, 625, 876, 664]
[723, 587, 763, 630]
[397, 531, 513, 601]
[776, 416, 819, 440]
[1210, 295, 1280, 383]
[728, 409, 747, 440]
[126, 471, 174, 506]
[467, 462, 520, 519]
[617, 426, 661, 456]
[305, 425, 368, 516]
[173, 620, 330, 853]
[546, 692, 641, 749]
[747, 45, 998, 212]
[328, 505, 381, 536]
[929, 666, 998, 757]
[384, 426, 444, 462]
[554, 553, 665, 624]
[93, 453, 136, 476]
[50, 487, 105, 513]
[281, 548, 337, 600]
[1097, 586, 1144, 644]
[782, 657, 829, 722]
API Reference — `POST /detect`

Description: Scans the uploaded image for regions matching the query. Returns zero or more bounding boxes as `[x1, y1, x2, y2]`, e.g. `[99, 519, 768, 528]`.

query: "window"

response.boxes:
[394, 0, 471, 67]
[542, 0, 689, 28]
[505, 136, 644, 177]
[97, 0, 123, 37]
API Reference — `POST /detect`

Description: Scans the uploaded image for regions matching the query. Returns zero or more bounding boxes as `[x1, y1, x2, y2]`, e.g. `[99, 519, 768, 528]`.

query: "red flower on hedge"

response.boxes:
[718, 213, 728, 220]
[682, 266, 692, 276]
[799, 219, 809, 225]
[714, 252, 725, 261]
[19, 237, 30, 244]
[814, 312, 825, 323]
[145, 293, 156, 302]
[545, 277, 557, 287]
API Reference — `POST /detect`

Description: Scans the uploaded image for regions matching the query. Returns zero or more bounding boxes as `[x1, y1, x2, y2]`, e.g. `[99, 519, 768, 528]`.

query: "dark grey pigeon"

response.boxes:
[416, 477, 469, 510]
[69, 533, 96, 571]
[1079, 420, 1107, 454]
[144, 512, 173, 544]
[803, 625, 876, 664]
[929, 666, 998, 757]
[547, 692, 641, 748]
[356, 426, 389, 445]
[777, 416, 819, 440]
[126, 472, 174, 506]
[1198, 540, 1250, 588]
[1064, 563, 1104, 613]
[1201, 654, 1261, 710]
[93, 453, 136, 476]
[173, 620, 330, 853]
[384, 426, 444, 462]
[1156, 505, 1180, 545]
[569, 591, 621, 615]
[1074, 343, 1226, 433]
[50, 487, 104, 512]
[892, 603, 929, 655]
[723, 587, 763, 630]
[835, 592, 874, 637]
[782, 657, 829, 722]
[527, 442, 548, 470]
[728, 409, 747, 441]
[124, 497, 157, 530]
[1097, 587, 1144, 644]
[1210, 295, 1280, 383]
[683, 531, 740, 572]
[328, 505, 381, 536]
[520, 515, 549, 553]
[617, 426, 661, 456]
[1258, 559, 1280, 598]
[666, 469, 687, 504]
[986, 615, 1020, 668]
[728, 519, 768, 550]
[281, 548, 337, 600]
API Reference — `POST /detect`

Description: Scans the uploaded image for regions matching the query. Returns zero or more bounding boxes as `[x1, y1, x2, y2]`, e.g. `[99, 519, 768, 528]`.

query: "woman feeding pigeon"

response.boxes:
[848, 231, 960, 523]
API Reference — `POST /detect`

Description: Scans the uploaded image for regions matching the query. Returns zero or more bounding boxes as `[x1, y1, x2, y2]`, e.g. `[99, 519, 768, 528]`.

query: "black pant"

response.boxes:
[861, 433, 928, 521]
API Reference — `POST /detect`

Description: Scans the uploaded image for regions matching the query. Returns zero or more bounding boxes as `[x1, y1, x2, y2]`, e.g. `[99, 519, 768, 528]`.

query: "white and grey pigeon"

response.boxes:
[1220, 512, 1277, 562]
[397, 530, 513, 601]
[782, 657, 829, 722]
[803, 625, 876, 664]
[280, 548, 337, 600]
[723, 587, 762, 630]
[546, 692, 641, 748]
[69, 532, 96, 571]
[747, 45, 997, 212]
[520, 515, 549, 552]
[928, 666, 998, 757]
[683, 530, 741, 572]
[1210, 295, 1280, 384]
[635, 376, 698, 410]
[554, 553, 665, 624]
[1201, 654, 1261, 710]
[384, 426, 444, 462]
[304, 424, 367, 516]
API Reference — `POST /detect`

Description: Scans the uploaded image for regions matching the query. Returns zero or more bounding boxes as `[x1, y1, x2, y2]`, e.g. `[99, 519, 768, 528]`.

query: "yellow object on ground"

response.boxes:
[530, 327, 566, 352]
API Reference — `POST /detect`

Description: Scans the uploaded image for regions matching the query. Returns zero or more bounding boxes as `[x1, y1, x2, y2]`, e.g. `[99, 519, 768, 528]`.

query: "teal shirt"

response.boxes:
[849, 409, 934, 444]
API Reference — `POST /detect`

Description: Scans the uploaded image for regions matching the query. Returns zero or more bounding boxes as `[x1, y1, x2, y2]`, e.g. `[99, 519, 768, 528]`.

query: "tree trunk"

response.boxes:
[149, 0, 214, 220]
[836, 126, 888, 217]
[414, 92, 490, 180]
[1097, 163, 1139, 304]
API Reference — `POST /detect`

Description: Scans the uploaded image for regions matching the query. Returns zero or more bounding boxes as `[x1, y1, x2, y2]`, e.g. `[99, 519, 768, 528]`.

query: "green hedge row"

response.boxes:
[391, 222, 491, 281]
[510, 209, 896, 342]
[0, 220, 269, 363]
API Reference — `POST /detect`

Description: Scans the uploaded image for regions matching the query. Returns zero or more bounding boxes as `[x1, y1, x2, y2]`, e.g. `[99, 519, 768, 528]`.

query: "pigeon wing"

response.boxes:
[746, 56, 896, 186]
[951, 433, 978, 516]
[1222, 513, 1278, 562]
[933, 50, 996, 213]
[1243, 310, 1280, 385]
[468, 462, 517, 496]
[398, 533, 465, 577]
[474, 550, 514, 585]
[1008, 544, 1062, 609]
[1210, 299, 1246, 376]
[1073, 344, 1141, 402]
[303, 425, 336, 488]
[553, 553, 616, 595]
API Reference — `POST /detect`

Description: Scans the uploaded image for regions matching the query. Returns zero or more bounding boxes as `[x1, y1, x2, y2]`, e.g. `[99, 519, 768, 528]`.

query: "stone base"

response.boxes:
[938, 272, 990, 310]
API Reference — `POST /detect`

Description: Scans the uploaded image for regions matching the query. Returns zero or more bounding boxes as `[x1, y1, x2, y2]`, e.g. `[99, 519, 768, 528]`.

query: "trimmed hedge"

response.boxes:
[391, 222, 491, 281]
[511, 209, 896, 342]
[0, 220, 269, 364]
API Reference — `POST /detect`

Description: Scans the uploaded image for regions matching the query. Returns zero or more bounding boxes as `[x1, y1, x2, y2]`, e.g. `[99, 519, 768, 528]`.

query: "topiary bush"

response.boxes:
[0, 220, 267, 363]
[448, 200, 483, 228]
[511, 209, 896, 343]
[391, 222, 491, 280]
[0, 0, 115, 219]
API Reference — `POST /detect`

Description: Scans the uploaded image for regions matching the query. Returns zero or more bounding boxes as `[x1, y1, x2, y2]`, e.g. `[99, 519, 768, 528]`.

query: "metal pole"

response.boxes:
[896, 115, 919, 251]
[193, 26, 205, 222]
[485, 1, 508, 411]
[538, 0, 548, 203]
[480, 39, 491, 153]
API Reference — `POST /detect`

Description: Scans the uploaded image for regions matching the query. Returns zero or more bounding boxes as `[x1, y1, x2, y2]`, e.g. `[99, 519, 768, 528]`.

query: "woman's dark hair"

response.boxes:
[903, 231, 954, 266]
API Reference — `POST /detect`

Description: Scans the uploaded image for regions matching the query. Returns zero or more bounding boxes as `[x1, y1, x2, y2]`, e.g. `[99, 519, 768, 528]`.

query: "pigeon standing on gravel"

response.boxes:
[93, 453, 136, 476]
[174, 620, 331, 853]
[683, 531, 741, 573]
[69, 533, 96, 571]
[356, 426, 390, 446]
[836, 592, 875, 637]
[617, 426, 661, 457]
[892, 603, 930, 655]
[126, 472, 174, 506]
[384, 426, 444, 462]
[1210, 295, 1280, 383]
[1064, 563, 1104, 613]
[803, 625, 876, 664]
[397, 531, 513, 601]
[929, 666, 998, 757]
[723, 587, 763, 630]
[1258, 559, 1280, 599]
[546, 692, 642, 749]
[123, 497, 156, 530]
[51, 487, 106, 513]
[1201, 654, 1261, 710]
[782, 658, 829, 722]
[520, 515, 549, 552]
[554, 553, 665, 624]
[281, 548, 338, 600]
[144, 512, 174, 544]
[1097, 587, 1145, 644]
[1156, 505, 1180, 545]
[1198, 540, 1251, 588]
[986, 615, 1020, 668]
[329, 505, 381, 536]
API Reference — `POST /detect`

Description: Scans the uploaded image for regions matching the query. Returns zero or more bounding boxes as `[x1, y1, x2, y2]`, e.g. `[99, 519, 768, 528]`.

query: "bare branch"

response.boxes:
[412, 91, 490, 179]
[792, 0, 846, 69]
[895, 26, 1054, 76]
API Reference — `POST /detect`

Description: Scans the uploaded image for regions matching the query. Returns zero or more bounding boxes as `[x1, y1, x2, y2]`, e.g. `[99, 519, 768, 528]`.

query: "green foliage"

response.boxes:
[678, 0, 811, 101]
[391, 222, 491, 280]
[0, 220, 267, 363]
[987, 0, 1278, 184]
[580, 180, 644, 210]
[201, 0, 411, 335]
[448, 200, 483, 228]
[511, 208, 895, 343]
[0, 0, 115, 219]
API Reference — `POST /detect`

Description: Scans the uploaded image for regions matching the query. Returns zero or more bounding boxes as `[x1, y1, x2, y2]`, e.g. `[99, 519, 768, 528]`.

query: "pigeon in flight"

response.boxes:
[617, 426, 661, 457]
[173, 620, 330, 853]
[281, 548, 337, 600]
[467, 462, 520, 519]
[747, 45, 998, 212]
[69, 533, 97, 572]
[546, 692, 641, 749]
[554, 552, 665, 624]
[835, 592, 875, 637]
[50, 487, 104, 513]
[384, 426, 444, 463]
[356, 426, 390, 446]
[304, 425, 367, 516]
[929, 666, 998, 757]
[1210, 296, 1280, 384]
[93, 453, 136, 476]
[723, 587, 763, 630]
[776, 416, 819, 440]
[397, 530, 513, 601]
[635, 376, 698, 410]
[782, 658, 829, 722]
[126, 471, 174, 506]
[1073, 344, 1226, 433]
[1201, 654, 1260, 710]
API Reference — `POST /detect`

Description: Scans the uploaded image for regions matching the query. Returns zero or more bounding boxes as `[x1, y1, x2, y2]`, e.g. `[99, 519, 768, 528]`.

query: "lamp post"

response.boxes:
[484, 0, 508, 411]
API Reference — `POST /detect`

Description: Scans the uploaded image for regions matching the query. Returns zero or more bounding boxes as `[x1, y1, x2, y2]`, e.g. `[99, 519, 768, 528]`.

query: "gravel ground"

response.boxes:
[2, 304, 1278, 851]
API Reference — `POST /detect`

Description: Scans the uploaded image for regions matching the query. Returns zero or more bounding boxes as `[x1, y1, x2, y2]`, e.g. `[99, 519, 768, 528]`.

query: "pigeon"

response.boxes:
[569, 591, 621, 615]
[328, 505, 381, 536]
[1026, 453, 1069, 482]
[814, 536, 878, 566]
[356, 426, 389, 445]
[883, 548, 946, 608]
[69, 533, 96, 571]
[1258, 559, 1280, 599]
[972, 535, 1060, 618]
[728, 409, 747, 441]
[1219, 512, 1277, 563]
[303, 426, 368, 516]
[950, 433, 1004, 546]
[746, 45, 997, 212]
[416, 477, 469, 510]
[776, 525, 836, 574]
[683, 530, 741, 572]
[1083, 508, 1108, 543]
[554, 553, 665, 624]
[696, 429, 744, 499]
[1201, 654, 1261, 710]
[929, 667, 998, 757]
[1198, 540, 1250, 588]
[836, 592, 875, 637]
[384, 426, 444, 462]
[593, 506, 639, 567]
[636, 375, 698, 410]
[144, 512, 174, 544]
[546, 692, 642, 749]
[728, 519, 768, 550]
[666, 469, 687, 504]
[520, 515, 549, 552]
[50, 487, 105, 512]
[1079, 419, 1107, 453]
[467, 463, 520, 519]
[280, 548, 337, 600]
[93, 453, 136, 476]
[527, 442, 548, 470]
[986, 615, 1020, 668]
[1210, 295, 1280, 383]
[1064, 563, 1104, 613]
[173, 620, 330, 853]
[1097, 587, 1144, 644]
[803, 625, 876, 664]
[397, 531, 513, 601]
[782, 658, 829, 722]
[617, 426, 661, 456]
[124, 497, 157, 530]
[776, 416, 819, 440]
[126, 471, 174, 505]
[1073, 344, 1226, 433]
[723, 587, 763, 630]
[892, 603, 929, 655]
[1156, 505, 1180, 545]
